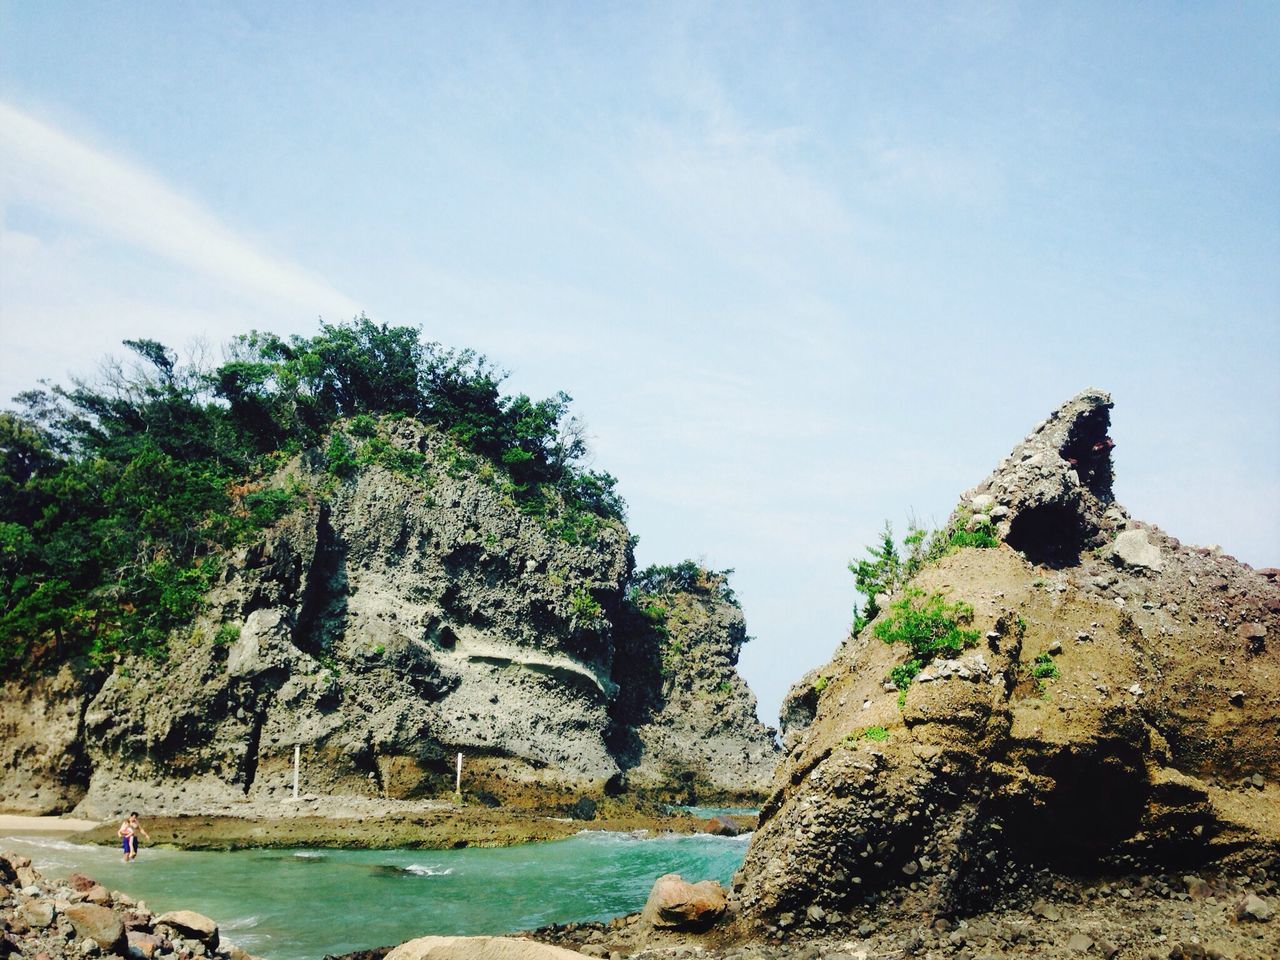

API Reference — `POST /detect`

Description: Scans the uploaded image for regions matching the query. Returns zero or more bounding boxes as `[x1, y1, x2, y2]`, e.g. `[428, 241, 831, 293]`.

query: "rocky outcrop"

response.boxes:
[610, 569, 779, 804]
[1, 417, 777, 815]
[0, 660, 103, 814]
[0, 851, 255, 960]
[733, 390, 1280, 933]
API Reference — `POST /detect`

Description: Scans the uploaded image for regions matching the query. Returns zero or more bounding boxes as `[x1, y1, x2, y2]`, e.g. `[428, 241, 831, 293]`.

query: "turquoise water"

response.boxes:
[670, 805, 759, 819]
[2, 831, 748, 960]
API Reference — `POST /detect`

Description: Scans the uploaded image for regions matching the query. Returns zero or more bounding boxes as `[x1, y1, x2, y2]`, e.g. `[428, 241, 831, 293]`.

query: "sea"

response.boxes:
[2, 829, 751, 960]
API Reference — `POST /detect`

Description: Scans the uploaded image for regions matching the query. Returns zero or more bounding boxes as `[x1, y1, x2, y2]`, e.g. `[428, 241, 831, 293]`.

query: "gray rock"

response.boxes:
[1111, 529, 1164, 572]
[1032, 900, 1062, 921]
[1235, 892, 1274, 921]
[17, 900, 56, 928]
[1065, 933, 1092, 953]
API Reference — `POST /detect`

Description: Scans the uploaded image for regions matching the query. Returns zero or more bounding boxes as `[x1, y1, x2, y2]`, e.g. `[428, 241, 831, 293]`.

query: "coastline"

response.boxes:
[66, 806, 754, 852]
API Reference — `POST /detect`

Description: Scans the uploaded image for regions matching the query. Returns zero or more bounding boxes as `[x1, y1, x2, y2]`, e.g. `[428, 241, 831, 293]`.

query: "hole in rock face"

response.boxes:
[1006, 503, 1084, 568]
[1059, 407, 1114, 501]
[996, 745, 1150, 872]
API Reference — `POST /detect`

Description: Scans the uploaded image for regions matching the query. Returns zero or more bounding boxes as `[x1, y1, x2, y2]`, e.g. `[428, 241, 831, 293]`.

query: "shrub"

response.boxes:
[1031, 652, 1060, 680]
[570, 587, 604, 622]
[213, 622, 241, 645]
[860, 725, 889, 742]
[326, 433, 357, 477]
[889, 659, 922, 691]
[945, 527, 999, 550]
[813, 675, 829, 693]
[876, 590, 979, 702]
[874, 589, 979, 662]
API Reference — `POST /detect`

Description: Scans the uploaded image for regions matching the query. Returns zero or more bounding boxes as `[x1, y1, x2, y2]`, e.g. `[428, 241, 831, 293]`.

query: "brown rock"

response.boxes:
[385, 937, 590, 960]
[63, 903, 125, 951]
[156, 909, 219, 946]
[706, 816, 740, 837]
[68, 873, 97, 893]
[121, 910, 154, 931]
[83, 884, 112, 906]
[127, 931, 164, 959]
[1185, 876, 1212, 899]
[640, 873, 727, 931]
[17, 900, 56, 928]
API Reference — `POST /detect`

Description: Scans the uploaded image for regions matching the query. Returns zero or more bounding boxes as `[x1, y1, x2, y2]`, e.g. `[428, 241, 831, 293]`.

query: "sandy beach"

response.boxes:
[0, 814, 101, 834]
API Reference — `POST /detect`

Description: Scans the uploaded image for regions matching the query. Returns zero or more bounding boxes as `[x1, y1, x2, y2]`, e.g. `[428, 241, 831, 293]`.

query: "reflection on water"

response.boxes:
[2, 829, 749, 960]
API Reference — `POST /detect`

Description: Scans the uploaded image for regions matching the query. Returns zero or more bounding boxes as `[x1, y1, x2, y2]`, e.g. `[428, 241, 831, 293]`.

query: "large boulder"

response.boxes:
[156, 909, 219, 946]
[63, 903, 125, 951]
[17, 900, 55, 928]
[641, 873, 728, 931]
[386, 936, 588, 960]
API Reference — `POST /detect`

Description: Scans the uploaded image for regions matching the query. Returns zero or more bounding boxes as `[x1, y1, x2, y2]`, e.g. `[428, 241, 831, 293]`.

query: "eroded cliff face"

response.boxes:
[734, 390, 1279, 933]
[611, 574, 779, 804]
[0, 418, 778, 815]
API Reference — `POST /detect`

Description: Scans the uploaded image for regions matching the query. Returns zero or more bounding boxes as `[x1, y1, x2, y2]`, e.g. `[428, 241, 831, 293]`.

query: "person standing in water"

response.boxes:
[117, 812, 151, 862]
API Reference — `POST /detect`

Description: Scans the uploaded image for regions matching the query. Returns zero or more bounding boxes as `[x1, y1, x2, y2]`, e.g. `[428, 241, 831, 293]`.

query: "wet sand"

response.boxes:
[0, 814, 101, 834]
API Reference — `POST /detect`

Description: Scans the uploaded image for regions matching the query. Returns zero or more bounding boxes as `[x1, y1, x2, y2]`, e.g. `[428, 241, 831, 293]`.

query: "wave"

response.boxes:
[291, 851, 327, 860]
[0, 836, 85, 852]
[403, 864, 453, 877]
[221, 915, 260, 931]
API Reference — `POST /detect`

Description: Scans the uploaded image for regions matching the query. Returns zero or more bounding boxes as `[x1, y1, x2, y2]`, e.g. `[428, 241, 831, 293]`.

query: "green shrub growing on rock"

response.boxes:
[875, 590, 979, 703]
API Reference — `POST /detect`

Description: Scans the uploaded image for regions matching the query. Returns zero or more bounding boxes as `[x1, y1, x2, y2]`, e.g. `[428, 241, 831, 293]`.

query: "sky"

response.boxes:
[2, 2, 1277, 727]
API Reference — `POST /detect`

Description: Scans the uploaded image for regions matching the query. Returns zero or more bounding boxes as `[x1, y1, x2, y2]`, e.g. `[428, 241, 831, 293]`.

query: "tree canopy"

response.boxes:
[0, 317, 624, 667]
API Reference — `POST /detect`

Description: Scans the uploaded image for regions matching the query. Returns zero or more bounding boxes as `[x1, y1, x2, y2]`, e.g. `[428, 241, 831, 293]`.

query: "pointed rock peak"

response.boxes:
[958, 389, 1122, 568]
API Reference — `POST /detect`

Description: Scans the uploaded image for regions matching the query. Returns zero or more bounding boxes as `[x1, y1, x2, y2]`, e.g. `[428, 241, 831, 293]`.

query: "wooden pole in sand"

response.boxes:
[455, 752, 463, 802]
[293, 744, 300, 800]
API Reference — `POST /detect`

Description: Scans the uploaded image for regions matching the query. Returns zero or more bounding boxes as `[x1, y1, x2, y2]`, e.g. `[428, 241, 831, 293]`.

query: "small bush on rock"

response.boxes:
[874, 589, 979, 661]
[876, 590, 979, 704]
[1031, 652, 1060, 680]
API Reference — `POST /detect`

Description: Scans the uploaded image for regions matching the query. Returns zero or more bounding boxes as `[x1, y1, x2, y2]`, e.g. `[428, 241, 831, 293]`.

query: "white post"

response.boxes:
[293, 744, 300, 800]
[455, 752, 463, 801]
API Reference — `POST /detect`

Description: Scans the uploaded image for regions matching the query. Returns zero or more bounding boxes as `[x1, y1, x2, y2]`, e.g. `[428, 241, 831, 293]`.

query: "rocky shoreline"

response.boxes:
[531, 864, 1278, 960]
[1, 849, 258, 960]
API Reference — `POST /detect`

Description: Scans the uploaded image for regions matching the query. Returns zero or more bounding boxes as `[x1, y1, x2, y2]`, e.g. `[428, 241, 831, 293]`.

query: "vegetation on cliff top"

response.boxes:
[0, 318, 624, 667]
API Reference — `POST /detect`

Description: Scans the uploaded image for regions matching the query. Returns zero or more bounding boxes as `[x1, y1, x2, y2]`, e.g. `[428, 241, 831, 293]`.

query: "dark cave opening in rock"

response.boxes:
[1059, 407, 1115, 501]
[1006, 502, 1085, 568]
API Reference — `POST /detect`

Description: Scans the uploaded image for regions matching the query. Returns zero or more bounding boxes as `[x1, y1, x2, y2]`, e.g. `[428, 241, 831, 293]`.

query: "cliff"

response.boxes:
[611, 565, 778, 803]
[0, 417, 778, 816]
[733, 390, 1279, 932]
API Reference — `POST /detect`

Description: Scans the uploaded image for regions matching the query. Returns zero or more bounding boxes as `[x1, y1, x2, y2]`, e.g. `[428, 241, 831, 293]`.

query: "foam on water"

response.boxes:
[403, 864, 453, 877]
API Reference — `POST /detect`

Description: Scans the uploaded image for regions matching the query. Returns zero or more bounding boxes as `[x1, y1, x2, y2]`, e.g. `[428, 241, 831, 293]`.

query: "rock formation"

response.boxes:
[610, 567, 778, 803]
[0, 851, 254, 960]
[733, 389, 1279, 932]
[0, 419, 777, 816]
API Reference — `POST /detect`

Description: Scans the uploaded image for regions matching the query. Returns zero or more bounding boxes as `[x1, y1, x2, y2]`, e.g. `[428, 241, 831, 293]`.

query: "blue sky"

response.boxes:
[2, 2, 1277, 725]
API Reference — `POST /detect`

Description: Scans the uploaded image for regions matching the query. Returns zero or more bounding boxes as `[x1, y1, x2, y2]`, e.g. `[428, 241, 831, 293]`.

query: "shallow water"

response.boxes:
[2, 830, 749, 960]
[669, 805, 760, 819]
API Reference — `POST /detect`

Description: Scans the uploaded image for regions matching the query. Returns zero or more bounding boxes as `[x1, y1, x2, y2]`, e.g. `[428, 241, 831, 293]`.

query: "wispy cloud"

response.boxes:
[0, 100, 360, 315]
